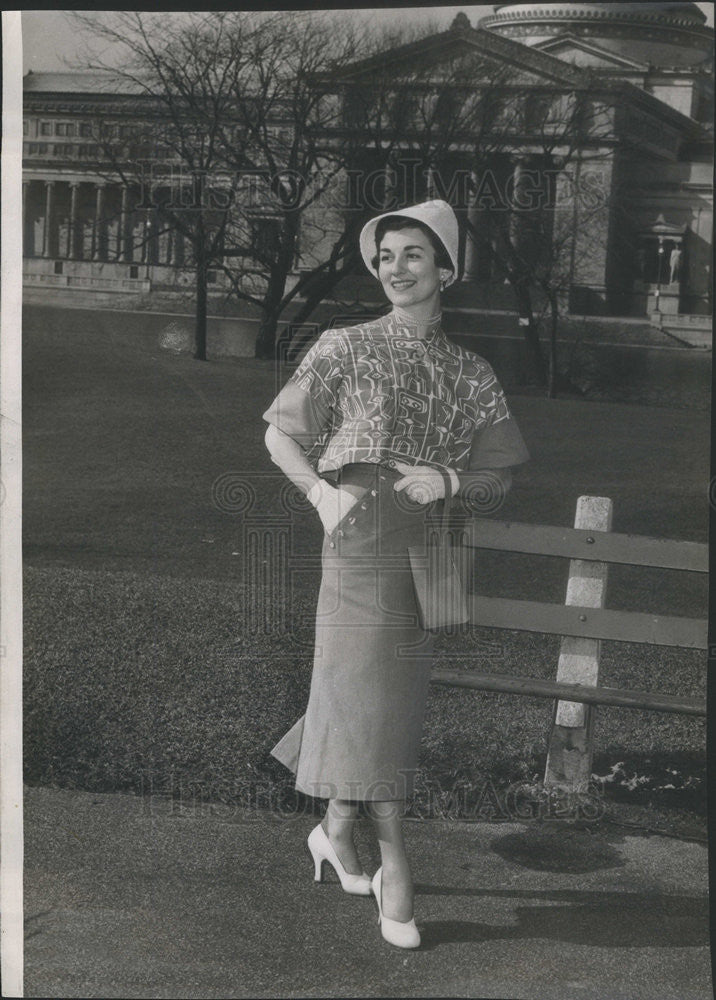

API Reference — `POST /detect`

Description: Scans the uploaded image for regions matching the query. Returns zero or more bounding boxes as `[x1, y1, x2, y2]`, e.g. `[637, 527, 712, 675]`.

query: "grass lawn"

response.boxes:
[22, 305, 709, 828]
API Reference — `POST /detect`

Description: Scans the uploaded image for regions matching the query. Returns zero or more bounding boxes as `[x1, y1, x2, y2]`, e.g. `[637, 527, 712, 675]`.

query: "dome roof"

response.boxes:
[481, 3, 713, 68]
[492, 2, 706, 21]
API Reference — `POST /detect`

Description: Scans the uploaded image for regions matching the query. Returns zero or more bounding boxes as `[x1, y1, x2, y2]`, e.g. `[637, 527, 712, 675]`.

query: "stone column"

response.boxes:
[93, 183, 106, 261]
[165, 224, 176, 267]
[149, 209, 161, 265]
[22, 181, 29, 256]
[508, 156, 527, 248]
[382, 161, 398, 211]
[570, 152, 614, 312]
[462, 169, 480, 282]
[69, 181, 80, 259]
[174, 230, 185, 268]
[118, 185, 129, 262]
[42, 180, 55, 258]
[142, 213, 151, 265]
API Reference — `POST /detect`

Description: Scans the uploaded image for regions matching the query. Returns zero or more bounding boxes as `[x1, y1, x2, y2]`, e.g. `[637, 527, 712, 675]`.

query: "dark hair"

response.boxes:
[370, 216, 453, 273]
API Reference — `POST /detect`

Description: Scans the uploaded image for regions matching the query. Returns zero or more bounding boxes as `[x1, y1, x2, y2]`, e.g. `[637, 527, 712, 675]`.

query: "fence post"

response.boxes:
[544, 495, 613, 791]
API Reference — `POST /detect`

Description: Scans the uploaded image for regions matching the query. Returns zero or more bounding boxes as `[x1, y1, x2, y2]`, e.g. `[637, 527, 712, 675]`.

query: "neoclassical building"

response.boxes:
[23, 2, 713, 325]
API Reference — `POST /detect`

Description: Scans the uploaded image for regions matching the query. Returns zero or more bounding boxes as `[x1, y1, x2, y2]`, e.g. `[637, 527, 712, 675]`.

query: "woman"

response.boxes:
[263, 200, 529, 948]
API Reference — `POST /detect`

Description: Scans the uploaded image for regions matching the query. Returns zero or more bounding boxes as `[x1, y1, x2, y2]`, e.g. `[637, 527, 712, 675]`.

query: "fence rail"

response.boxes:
[430, 669, 706, 717]
[469, 595, 707, 649]
[464, 519, 708, 573]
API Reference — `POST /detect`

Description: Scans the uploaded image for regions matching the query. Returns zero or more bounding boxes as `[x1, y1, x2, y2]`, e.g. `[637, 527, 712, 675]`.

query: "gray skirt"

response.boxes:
[270, 462, 436, 801]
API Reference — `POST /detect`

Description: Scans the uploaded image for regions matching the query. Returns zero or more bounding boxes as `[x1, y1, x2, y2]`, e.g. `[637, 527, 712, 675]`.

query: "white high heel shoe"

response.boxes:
[371, 867, 421, 949]
[307, 824, 372, 896]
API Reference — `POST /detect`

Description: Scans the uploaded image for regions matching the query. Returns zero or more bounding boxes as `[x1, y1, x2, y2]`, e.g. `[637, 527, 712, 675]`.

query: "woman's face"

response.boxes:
[377, 227, 442, 310]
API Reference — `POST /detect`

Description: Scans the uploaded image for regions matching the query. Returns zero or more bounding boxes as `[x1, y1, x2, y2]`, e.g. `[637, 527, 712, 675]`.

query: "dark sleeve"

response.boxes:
[262, 329, 346, 452]
[466, 414, 530, 470]
[457, 371, 529, 497]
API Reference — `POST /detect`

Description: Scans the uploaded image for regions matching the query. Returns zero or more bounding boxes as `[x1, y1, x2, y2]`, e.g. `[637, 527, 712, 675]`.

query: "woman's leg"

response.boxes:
[366, 800, 413, 922]
[322, 798, 363, 875]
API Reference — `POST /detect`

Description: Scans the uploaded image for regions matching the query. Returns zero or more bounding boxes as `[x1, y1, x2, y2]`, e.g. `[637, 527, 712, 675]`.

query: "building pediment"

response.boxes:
[329, 22, 586, 89]
[534, 35, 651, 72]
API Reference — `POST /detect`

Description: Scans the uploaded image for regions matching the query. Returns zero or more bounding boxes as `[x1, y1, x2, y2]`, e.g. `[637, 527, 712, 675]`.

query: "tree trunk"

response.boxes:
[255, 269, 284, 359]
[194, 260, 208, 361]
[512, 282, 547, 386]
[547, 290, 559, 399]
[255, 309, 281, 360]
[285, 251, 362, 358]
[253, 211, 300, 359]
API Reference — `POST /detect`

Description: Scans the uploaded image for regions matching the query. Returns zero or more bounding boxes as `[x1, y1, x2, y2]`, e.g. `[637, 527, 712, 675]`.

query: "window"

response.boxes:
[525, 93, 552, 131]
[251, 217, 281, 260]
[480, 92, 505, 130]
[54, 261, 63, 275]
[390, 90, 418, 134]
[126, 141, 153, 159]
[343, 84, 372, 129]
[23, 120, 28, 135]
[433, 89, 459, 129]
[79, 123, 93, 137]
[53, 144, 74, 157]
[55, 122, 74, 136]
[129, 265, 139, 278]
[207, 270, 217, 284]
[40, 122, 52, 136]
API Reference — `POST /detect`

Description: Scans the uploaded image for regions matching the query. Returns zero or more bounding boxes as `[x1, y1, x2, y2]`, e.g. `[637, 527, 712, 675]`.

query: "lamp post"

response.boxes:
[655, 235, 664, 314]
[145, 213, 152, 281]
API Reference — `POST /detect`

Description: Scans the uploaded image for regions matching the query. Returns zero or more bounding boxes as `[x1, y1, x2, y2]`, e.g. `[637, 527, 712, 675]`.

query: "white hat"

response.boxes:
[359, 199, 460, 288]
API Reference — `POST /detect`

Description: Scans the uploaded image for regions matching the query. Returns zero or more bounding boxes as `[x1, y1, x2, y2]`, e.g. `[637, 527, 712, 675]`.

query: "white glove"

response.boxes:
[393, 462, 459, 505]
[307, 481, 360, 534]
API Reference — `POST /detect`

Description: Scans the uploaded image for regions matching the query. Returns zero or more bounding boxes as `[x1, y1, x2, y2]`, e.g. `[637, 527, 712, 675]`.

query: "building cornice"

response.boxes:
[605, 78, 704, 136]
[24, 95, 152, 116]
[534, 33, 652, 70]
[482, 6, 713, 34]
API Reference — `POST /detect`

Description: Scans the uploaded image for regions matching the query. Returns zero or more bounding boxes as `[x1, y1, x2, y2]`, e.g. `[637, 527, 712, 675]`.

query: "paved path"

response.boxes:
[24, 785, 710, 1000]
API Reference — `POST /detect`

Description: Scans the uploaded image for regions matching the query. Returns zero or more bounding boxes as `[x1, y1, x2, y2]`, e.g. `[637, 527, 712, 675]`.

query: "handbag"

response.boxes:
[408, 469, 469, 631]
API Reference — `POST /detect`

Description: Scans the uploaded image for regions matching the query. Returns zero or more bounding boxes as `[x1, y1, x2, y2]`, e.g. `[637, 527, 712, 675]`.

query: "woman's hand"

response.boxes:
[393, 462, 453, 504]
[309, 482, 360, 534]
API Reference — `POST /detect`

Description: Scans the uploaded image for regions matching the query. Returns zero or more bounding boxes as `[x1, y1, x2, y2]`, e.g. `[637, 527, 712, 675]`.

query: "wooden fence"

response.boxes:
[429, 495, 708, 790]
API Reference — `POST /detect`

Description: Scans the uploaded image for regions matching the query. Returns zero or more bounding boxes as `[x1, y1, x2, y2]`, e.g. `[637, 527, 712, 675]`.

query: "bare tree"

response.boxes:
[324, 27, 619, 395]
[320, 29, 617, 393]
[465, 79, 616, 394]
[68, 12, 616, 382]
[68, 12, 265, 359]
[69, 13, 525, 361]
[209, 11, 371, 359]
[261, 28, 517, 358]
[69, 11, 370, 360]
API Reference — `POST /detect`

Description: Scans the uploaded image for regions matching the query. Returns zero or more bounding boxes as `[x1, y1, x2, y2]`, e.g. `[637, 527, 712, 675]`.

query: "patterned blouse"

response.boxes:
[263, 311, 529, 477]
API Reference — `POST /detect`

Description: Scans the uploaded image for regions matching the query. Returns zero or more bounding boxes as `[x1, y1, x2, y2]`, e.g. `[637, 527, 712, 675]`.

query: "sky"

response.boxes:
[21, 5, 715, 73]
[22, 8, 491, 72]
